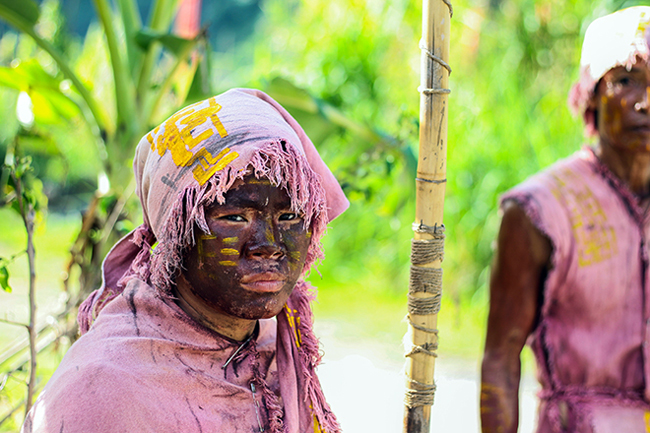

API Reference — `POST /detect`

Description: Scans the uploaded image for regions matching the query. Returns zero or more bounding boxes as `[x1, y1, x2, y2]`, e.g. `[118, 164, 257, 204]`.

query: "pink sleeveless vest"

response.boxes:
[502, 147, 650, 432]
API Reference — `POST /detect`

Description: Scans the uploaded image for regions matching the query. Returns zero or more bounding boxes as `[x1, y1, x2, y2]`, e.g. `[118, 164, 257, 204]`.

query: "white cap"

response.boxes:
[568, 7, 650, 134]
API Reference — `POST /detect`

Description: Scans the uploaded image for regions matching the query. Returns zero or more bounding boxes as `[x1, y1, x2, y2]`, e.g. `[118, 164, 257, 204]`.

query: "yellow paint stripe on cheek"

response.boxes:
[218, 260, 237, 267]
[223, 237, 238, 245]
[289, 251, 302, 260]
[220, 248, 239, 256]
[199, 234, 218, 258]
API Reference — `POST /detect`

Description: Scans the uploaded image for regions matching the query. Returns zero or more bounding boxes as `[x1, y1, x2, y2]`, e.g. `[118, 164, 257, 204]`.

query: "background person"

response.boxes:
[481, 6, 650, 433]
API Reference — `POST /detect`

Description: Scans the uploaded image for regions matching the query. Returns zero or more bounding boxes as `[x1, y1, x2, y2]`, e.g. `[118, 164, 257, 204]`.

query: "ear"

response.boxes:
[586, 89, 599, 112]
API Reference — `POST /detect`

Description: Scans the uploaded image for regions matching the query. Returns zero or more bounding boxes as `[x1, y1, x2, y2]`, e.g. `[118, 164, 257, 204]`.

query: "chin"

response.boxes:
[225, 297, 288, 321]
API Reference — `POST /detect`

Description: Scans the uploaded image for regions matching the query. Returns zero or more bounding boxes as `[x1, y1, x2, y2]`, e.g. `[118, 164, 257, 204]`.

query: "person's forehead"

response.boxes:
[221, 175, 291, 207]
[607, 61, 650, 75]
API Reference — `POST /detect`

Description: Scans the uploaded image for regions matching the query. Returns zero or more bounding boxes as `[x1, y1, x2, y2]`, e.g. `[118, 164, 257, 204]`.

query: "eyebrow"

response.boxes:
[223, 196, 293, 210]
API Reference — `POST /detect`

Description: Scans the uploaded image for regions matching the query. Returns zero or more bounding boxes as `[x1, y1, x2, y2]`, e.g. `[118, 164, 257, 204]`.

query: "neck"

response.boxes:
[173, 274, 257, 341]
[595, 141, 650, 196]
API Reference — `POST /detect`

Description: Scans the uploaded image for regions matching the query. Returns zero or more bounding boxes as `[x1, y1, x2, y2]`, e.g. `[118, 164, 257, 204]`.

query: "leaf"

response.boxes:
[0, 60, 68, 93]
[0, 0, 40, 29]
[134, 29, 195, 56]
[0, 61, 80, 123]
[30, 89, 79, 124]
[17, 131, 63, 158]
[0, 66, 29, 91]
[0, 265, 11, 293]
[184, 55, 212, 103]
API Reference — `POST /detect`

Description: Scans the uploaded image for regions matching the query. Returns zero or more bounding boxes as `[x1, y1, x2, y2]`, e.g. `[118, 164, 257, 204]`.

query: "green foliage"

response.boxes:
[0, 0, 40, 29]
[134, 28, 197, 55]
[0, 261, 10, 292]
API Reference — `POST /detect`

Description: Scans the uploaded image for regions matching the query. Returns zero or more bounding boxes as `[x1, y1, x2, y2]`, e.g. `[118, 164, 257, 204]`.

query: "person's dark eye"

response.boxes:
[220, 214, 247, 222]
[617, 76, 633, 86]
[279, 213, 300, 221]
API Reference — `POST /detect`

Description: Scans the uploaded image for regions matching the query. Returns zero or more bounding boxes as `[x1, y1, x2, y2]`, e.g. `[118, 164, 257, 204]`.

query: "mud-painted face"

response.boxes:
[181, 175, 311, 320]
[593, 59, 650, 152]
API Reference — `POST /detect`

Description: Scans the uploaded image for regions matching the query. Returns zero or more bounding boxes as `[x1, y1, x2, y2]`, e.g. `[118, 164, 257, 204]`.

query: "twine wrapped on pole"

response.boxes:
[403, 0, 451, 431]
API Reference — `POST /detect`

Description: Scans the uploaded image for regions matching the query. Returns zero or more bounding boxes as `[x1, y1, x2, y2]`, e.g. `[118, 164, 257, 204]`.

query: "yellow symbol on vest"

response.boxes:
[146, 97, 237, 186]
[551, 167, 618, 266]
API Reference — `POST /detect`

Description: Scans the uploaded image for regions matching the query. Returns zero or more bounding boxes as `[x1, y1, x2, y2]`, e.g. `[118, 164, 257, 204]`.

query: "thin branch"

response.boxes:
[0, 318, 28, 328]
[100, 176, 135, 244]
[3, 371, 28, 386]
[9, 169, 38, 416]
[0, 249, 27, 265]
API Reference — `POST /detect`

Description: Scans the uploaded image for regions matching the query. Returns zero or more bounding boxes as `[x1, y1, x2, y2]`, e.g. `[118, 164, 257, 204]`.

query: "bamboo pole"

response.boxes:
[403, 0, 451, 431]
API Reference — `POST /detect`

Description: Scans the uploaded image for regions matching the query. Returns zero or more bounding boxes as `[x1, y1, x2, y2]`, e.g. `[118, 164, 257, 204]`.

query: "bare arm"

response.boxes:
[480, 200, 551, 433]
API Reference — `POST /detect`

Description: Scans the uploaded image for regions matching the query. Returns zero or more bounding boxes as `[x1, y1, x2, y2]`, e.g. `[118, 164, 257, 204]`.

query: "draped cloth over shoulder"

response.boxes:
[72, 88, 348, 433]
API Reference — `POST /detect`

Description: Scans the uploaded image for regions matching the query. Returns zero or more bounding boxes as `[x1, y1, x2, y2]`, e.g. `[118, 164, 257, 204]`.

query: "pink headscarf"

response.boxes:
[77, 88, 348, 432]
[568, 6, 650, 136]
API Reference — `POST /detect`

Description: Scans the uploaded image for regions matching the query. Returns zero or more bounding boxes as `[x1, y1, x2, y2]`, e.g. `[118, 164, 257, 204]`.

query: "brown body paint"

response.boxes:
[174, 175, 311, 341]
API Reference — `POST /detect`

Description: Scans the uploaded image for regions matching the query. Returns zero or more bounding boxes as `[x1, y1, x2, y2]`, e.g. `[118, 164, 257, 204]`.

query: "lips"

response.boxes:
[240, 272, 287, 293]
[630, 123, 650, 133]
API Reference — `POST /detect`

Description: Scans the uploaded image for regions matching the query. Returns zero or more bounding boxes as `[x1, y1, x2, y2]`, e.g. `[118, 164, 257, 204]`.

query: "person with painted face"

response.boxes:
[481, 7, 650, 433]
[21, 89, 348, 433]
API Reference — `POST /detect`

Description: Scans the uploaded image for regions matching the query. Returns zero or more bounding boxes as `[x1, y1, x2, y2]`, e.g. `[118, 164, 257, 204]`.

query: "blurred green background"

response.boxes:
[0, 0, 647, 430]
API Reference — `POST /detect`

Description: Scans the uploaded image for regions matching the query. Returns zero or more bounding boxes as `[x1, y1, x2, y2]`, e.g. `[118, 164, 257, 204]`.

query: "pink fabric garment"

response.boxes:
[34, 88, 347, 433]
[502, 147, 650, 432]
[22, 278, 308, 432]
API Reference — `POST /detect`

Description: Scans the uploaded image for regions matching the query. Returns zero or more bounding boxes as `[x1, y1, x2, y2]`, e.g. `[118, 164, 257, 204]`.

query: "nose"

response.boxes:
[635, 87, 650, 112]
[246, 218, 285, 260]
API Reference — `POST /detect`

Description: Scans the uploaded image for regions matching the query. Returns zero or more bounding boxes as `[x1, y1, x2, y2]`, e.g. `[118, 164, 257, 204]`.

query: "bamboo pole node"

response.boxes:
[404, 378, 437, 408]
[415, 176, 447, 184]
[412, 222, 445, 236]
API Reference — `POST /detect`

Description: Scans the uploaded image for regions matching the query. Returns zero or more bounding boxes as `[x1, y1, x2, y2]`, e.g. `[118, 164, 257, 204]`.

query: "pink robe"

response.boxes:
[22, 278, 326, 433]
[503, 147, 650, 432]
[28, 89, 346, 433]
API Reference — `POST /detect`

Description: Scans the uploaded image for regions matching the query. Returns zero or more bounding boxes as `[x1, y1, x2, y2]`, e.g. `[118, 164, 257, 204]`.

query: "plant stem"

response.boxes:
[136, 0, 179, 122]
[93, 0, 138, 137]
[23, 206, 36, 417]
[10, 170, 37, 417]
[145, 36, 198, 125]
